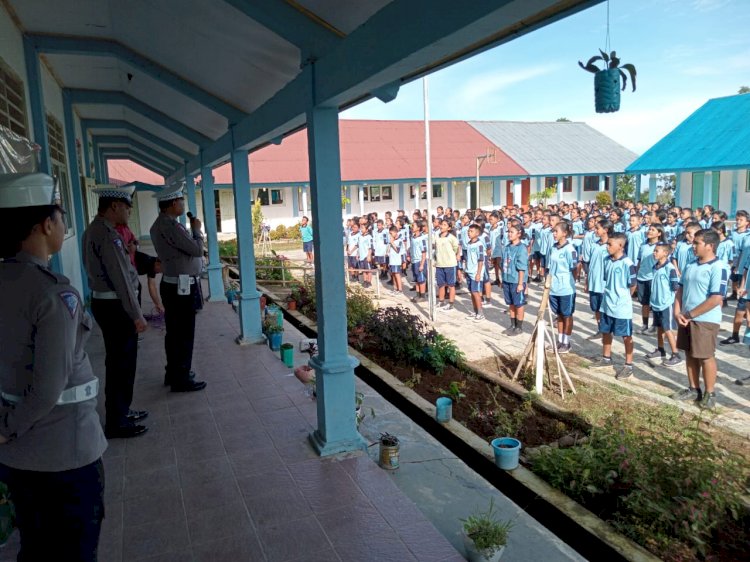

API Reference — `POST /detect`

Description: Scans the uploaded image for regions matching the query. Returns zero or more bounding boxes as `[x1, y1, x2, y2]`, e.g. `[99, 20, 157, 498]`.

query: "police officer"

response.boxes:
[83, 185, 148, 438]
[150, 184, 207, 392]
[0, 173, 107, 560]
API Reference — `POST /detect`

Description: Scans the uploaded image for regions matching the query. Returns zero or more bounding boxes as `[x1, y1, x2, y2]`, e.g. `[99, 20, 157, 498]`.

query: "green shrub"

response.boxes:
[298, 280, 376, 330]
[595, 191, 612, 207]
[255, 257, 294, 281]
[269, 223, 303, 241]
[218, 239, 238, 257]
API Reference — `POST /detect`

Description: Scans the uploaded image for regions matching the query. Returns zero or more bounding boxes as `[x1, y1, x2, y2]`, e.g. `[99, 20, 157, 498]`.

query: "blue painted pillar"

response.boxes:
[230, 147, 264, 344]
[81, 126, 91, 178]
[185, 170, 198, 217]
[635, 175, 642, 202]
[93, 143, 103, 183]
[62, 90, 89, 297]
[557, 176, 564, 203]
[492, 179, 501, 208]
[398, 183, 405, 210]
[199, 164, 225, 301]
[703, 172, 713, 207]
[674, 174, 681, 207]
[447, 180, 453, 208]
[306, 106, 366, 456]
[576, 176, 582, 202]
[344, 185, 352, 214]
[730, 171, 738, 216]
[648, 175, 657, 203]
[291, 186, 300, 217]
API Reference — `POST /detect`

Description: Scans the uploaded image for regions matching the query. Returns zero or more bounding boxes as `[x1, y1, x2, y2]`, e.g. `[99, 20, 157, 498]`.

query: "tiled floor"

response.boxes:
[1, 293, 463, 562]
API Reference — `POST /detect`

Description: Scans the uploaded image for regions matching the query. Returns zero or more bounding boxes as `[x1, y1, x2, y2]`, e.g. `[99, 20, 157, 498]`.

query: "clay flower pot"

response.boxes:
[294, 365, 314, 384]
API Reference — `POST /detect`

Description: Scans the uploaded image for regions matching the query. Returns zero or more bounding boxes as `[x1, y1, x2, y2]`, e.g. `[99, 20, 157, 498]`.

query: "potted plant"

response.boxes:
[263, 317, 284, 351]
[378, 432, 400, 470]
[224, 280, 240, 304]
[578, 50, 636, 113]
[461, 499, 513, 562]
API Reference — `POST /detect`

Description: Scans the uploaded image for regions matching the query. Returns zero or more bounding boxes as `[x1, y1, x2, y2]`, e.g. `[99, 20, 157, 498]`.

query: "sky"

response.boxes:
[341, 0, 750, 155]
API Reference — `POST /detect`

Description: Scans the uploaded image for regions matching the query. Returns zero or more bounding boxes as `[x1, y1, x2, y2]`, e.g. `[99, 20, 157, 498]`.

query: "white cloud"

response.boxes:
[691, 0, 733, 12]
[450, 63, 562, 106]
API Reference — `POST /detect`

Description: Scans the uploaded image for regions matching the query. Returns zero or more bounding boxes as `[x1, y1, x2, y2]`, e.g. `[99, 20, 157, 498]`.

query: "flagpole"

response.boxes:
[423, 77, 435, 321]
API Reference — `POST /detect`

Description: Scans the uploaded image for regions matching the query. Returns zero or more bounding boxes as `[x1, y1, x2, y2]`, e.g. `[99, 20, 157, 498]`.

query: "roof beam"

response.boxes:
[29, 34, 245, 123]
[222, 0, 342, 59]
[92, 134, 182, 169]
[101, 150, 171, 177]
[81, 119, 194, 161]
[68, 89, 213, 148]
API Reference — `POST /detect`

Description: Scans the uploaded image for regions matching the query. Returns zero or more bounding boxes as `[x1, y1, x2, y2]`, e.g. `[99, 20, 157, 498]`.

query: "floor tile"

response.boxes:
[182, 476, 242, 512]
[124, 487, 184, 527]
[186, 500, 254, 545]
[256, 515, 331, 562]
[228, 448, 284, 478]
[123, 465, 180, 500]
[123, 516, 189, 560]
[250, 395, 294, 413]
[192, 530, 265, 562]
[178, 455, 234, 488]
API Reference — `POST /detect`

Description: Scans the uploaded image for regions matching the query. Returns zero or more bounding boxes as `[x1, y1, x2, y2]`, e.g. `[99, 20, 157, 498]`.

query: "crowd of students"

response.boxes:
[340, 200, 750, 410]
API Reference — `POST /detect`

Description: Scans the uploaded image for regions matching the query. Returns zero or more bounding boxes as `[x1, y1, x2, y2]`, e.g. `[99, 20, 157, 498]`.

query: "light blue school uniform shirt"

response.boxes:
[664, 224, 678, 243]
[730, 228, 750, 267]
[580, 230, 598, 262]
[501, 243, 528, 284]
[680, 258, 727, 324]
[673, 240, 695, 274]
[489, 225, 504, 258]
[357, 234, 372, 261]
[626, 228, 645, 264]
[650, 261, 679, 311]
[537, 226, 553, 257]
[459, 225, 470, 250]
[300, 224, 313, 243]
[716, 238, 734, 270]
[387, 239, 404, 265]
[409, 234, 427, 263]
[587, 241, 609, 293]
[529, 222, 543, 252]
[636, 242, 658, 281]
[601, 256, 637, 319]
[547, 242, 578, 296]
[372, 228, 388, 257]
[465, 239, 485, 276]
[347, 232, 361, 256]
[571, 220, 584, 249]
[612, 221, 625, 233]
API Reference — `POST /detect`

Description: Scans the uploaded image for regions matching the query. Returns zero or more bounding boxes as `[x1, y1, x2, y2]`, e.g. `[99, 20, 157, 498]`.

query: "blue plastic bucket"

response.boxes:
[491, 437, 521, 470]
[435, 397, 453, 423]
[268, 332, 282, 351]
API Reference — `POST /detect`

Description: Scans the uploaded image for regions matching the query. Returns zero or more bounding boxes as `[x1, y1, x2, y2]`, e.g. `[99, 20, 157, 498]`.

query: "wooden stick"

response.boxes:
[512, 277, 551, 381]
[546, 302, 577, 395]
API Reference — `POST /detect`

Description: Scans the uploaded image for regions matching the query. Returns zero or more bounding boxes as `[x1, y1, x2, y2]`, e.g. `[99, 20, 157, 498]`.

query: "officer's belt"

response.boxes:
[2, 379, 99, 406]
[162, 275, 196, 284]
[92, 290, 119, 299]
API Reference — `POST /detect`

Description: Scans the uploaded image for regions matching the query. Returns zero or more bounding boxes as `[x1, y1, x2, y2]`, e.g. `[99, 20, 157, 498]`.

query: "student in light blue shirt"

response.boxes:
[595, 233, 637, 379]
[465, 224, 486, 321]
[357, 226, 373, 288]
[625, 213, 645, 265]
[636, 224, 667, 334]
[547, 222, 578, 353]
[672, 223, 701, 276]
[299, 216, 314, 266]
[674, 229, 728, 408]
[501, 224, 528, 335]
[372, 220, 389, 279]
[580, 216, 598, 274]
[408, 222, 428, 300]
[587, 220, 612, 327]
[647, 243, 682, 366]
[387, 225, 404, 295]
[489, 212, 504, 285]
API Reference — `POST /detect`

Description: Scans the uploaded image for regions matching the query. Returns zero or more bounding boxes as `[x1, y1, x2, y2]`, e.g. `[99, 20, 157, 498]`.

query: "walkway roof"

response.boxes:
[9, 0, 603, 181]
[469, 121, 638, 176]
[626, 94, 750, 174]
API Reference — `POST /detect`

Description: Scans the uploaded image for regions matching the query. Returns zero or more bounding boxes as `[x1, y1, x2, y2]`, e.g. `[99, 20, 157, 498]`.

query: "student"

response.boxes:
[434, 219, 460, 310]
[547, 222, 578, 353]
[372, 219, 389, 279]
[456, 214, 471, 289]
[299, 216, 314, 266]
[571, 209, 585, 280]
[664, 212, 679, 243]
[592, 233, 637, 379]
[672, 229, 727, 409]
[712, 221, 734, 306]
[474, 216, 494, 308]
[636, 224, 667, 335]
[465, 224, 485, 321]
[625, 213, 645, 265]
[346, 221, 361, 282]
[357, 224, 373, 288]
[580, 216, 598, 280]
[408, 221, 428, 301]
[536, 214, 553, 281]
[587, 219, 612, 330]
[387, 225, 404, 296]
[489, 211, 504, 285]
[501, 224, 528, 335]
[728, 210, 750, 300]
[645, 242, 683, 367]
[528, 210, 544, 281]
[672, 222, 700, 277]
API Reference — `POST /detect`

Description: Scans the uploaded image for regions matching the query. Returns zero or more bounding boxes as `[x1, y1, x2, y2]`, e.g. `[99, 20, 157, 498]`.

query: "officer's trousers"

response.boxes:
[91, 298, 137, 428]
[160, 281, 198, 384]
[0, 459, 105, 562]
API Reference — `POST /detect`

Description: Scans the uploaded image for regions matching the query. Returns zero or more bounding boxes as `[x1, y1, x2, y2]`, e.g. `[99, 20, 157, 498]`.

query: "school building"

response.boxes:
[626, 93, 750, 214]
[107, 118, 638, 236]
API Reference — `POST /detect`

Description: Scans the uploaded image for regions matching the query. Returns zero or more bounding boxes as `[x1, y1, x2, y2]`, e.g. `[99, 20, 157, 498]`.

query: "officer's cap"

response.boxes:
[154, 183, 184, 202]
[93, 184, 135, 205]
[0, 173, 56, 208]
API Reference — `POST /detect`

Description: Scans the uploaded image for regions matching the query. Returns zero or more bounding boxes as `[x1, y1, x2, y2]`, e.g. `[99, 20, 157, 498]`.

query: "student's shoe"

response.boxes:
[532, 276, 542, 283]
[502, 325, 515, 335]
[493, 280, 502, 286]
[698, 391, 717, 410]
[637, 325, 650, 335]
[445, 304, 455, 311]
[590, 356, 613, 368]
[436, 301, 446, 309]
[473, 313, 485, 321]
[557, 343, 571, 354]
[646, 325, 657, 335]
[483, 300, 493, 308]
[388, 289, 400, 296]
[670, 387, 702, 402]
[105, 423, 148, 439]
[644, 348, 666, 360]
[467, 311, 478, 319]
[615, 365, 634, 380]
[719, 335, 740, 345]
[734, 375, 750, 386]
[512, 326, 524, 335]
[662, 354, 683, 367]
[726, 293, 738, 301]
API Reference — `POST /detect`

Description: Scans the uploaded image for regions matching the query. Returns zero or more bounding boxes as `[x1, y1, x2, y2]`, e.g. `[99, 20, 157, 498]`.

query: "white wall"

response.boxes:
[134, 191, 159, 239]
[678, 169, 750, 212]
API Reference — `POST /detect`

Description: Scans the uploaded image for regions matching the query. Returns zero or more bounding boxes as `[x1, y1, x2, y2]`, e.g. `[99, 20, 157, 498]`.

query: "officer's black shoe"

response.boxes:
[127, 409, 149, 422]
[171, 379, 207, 393]
[164, 370, 196, 387]
[105, 424, 148, 439]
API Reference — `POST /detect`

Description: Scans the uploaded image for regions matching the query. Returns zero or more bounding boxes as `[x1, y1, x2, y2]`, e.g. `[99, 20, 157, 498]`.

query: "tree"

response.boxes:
[656, 174, 676, 206]
[529, 186, 557, 207]
[615, 174, 636, 202]
[739, 86, 750, 94]
[556, 117, 571, 122]
[252, 198, 264, 241]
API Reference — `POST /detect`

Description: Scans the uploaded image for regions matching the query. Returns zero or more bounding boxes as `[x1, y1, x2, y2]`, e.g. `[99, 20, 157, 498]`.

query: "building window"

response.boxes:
[382, 185, 393, 201]
[410, 183, 442, 200]
[46, 114, 74, 230]
[432, 183, 443, 198]
[0, 59, 28, 137]
[583, 176, 600, 192]
[544, 177, 557, 189]
[271, 189, 283, 205]
[47, 114, 66, 165]
[254, 188, 283, 206]
[369, 186, 381, 202]
[563, 176, 572, 193]
[256, 189, 269, 206]
[409, 184, 418, 199]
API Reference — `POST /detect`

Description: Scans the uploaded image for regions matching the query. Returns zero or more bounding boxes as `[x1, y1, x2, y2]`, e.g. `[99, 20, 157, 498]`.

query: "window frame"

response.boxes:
[270, 188, 284, 205]
[381, 185, 393, 201]
[0, 58, 28, 137]
[583, 175, 599, 192]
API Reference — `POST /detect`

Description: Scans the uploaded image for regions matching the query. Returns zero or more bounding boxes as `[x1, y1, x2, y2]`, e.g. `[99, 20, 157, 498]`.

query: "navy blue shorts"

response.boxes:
[411, 263, 426, 283]
[348, 256, 359, 268]
[533, 251, 543, 261]
[358, 260, 371, 270]
[389, 264, 402, 274]
[737, 298, 747, 312]
[467, 278, 483, 293]
[652, 306, 676, 331]
[374, 256, 386, 264]
[303, 241, 313, 253]
[550, 294, 576, 317]
[502, 282, 527, 307]
[582, 261, 590, 275]
[599, 313, 633, 337]
[731, 272, 743, 283]
[636, 280, 652, 306]
[436, 267, 456, 288]
[589, 291, 603, 313]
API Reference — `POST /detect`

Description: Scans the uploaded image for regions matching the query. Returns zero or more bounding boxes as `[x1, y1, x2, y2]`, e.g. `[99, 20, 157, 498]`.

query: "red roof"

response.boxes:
[107, 160, 164, 185]
[211, 120, 526, 184]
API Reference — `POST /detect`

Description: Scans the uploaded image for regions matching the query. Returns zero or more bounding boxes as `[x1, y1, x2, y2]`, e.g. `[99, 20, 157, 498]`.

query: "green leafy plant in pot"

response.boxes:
[461, 499, 513, 562]
[578, 50, 636, 113]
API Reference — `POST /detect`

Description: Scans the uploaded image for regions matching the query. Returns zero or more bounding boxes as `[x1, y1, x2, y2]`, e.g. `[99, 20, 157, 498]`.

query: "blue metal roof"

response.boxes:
[627, 94, 750, 173]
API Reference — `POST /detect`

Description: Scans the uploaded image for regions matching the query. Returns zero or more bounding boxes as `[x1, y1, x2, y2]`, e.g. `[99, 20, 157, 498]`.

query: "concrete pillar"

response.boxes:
[576, 176, 582, 202]
[730, 171, 738, 216]
[186, 173, 198, 218]
[492, 179, 501, 208]
[358, 184, 365, 216]
[398, 183, 405, 210]
[609, 175, 616, 194]
[200, 165, 225, 301]
[599, 175, 606, 192]
[302, 185, 309, 216]
[557, 176, 564, 203]
[447, 180, 453, 208]
[703, 172, 712, 207]
[306, 106, 367, 456]
[230, 148, 264, 344]
[649, 174, 657, 203]
[292, 186, 300, 218]
[93, 142, 103, 184]
[465, 182, 471, 210]
[635, 175, 642, 202]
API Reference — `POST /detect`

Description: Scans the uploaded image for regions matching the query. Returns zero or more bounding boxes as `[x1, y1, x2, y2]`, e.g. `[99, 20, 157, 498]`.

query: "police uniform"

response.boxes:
[150, 184, 207, 392]
[0, 173, 107, 561]
[82, 185, 148, 438]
